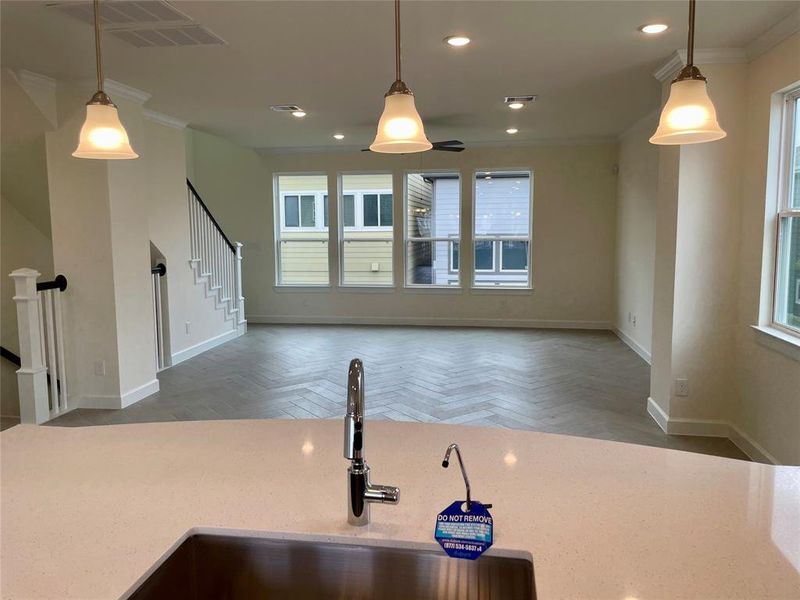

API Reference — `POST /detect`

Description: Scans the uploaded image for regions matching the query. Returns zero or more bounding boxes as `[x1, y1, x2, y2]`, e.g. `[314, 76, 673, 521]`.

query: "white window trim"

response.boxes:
[449, 239, 459, 273]
[499, 240, 530, 273]
[471, 169, 534, 288]
[403, 172, 462, 288]
[354, 189, 393, 231]
[770, 86, 800, 338]
[279, 191, 327, 232]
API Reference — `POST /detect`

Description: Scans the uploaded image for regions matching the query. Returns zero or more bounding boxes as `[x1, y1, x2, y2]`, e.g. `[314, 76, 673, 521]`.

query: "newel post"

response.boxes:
[234, 242, 246, 330]
[10, 268, 49, 424]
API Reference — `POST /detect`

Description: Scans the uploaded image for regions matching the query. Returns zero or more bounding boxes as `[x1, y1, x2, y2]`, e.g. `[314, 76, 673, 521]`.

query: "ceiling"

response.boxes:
[1, 1, 797, 150]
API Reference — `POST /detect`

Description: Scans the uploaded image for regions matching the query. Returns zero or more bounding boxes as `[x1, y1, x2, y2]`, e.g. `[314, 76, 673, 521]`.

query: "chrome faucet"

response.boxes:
[344, 358, 400, 526]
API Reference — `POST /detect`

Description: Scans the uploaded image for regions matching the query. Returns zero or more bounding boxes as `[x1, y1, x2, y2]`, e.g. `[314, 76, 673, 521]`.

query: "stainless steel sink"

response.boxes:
[125, 533, 535, 599]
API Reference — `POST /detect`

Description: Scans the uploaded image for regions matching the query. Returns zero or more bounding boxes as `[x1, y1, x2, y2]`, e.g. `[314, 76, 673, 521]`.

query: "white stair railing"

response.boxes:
[10, 269, 69, 424]
[151, 263, 166, 371]
[186, 180, 245, 329]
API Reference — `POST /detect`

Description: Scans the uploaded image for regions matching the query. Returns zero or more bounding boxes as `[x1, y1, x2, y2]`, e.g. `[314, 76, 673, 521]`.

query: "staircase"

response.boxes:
[187, 180, 246, 333]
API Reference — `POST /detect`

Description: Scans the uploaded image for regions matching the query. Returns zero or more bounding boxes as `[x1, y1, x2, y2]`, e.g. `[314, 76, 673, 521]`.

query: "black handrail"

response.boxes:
[186, 179, 236, 253]
[1, 346, 21, 367]
[151, 263, 166, 277]
[36, 274, 68, 292]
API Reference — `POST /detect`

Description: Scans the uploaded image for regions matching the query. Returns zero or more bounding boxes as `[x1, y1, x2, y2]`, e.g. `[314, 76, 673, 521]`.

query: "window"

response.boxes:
[340, 174, 394, 285]
[774, 88, 800, 334]
[473, 171, 532, 287]
[405, 172, 460, 286]
[274, 174, 329, 285]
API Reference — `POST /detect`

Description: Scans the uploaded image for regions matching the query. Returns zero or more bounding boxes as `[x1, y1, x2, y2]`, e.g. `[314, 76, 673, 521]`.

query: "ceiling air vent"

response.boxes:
[110, 25, 225, 47]
[504, 95, 538, 104]
[47, 1, 226, 47]
[48, 1, 192, 26]
[270, 105, 303, 112]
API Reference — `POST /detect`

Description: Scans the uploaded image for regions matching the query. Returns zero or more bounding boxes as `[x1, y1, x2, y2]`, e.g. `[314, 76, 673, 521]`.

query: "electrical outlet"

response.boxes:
[185, 321, 191, 334]
[94, 360, 106, 376]
[676, 378, 689, 397]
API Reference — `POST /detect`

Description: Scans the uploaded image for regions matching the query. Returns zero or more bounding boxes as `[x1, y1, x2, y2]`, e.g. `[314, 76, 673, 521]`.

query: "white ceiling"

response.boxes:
[1, 0, 797, 150]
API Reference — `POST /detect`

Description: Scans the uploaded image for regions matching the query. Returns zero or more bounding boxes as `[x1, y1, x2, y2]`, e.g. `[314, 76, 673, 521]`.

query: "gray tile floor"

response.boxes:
[37, 324, 748, 460]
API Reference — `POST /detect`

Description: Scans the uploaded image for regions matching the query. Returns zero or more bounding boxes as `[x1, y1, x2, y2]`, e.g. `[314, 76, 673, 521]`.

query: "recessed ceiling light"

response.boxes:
[291, 110, 306, 118]
[444, 35, 471, 47]
[506, 128, 519, 134]
[639, 23, 669, 34]
[508, 102, 524, 110]
[333, 133, 345, 140]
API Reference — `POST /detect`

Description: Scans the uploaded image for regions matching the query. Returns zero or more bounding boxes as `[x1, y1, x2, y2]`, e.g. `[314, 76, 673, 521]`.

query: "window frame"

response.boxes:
[279, 191, 327, 232]
[339, 173, 395, 288]
[771, 87, 800, 338]
[273, 173, 330, 287]
[404, 171, 462, 288]
[471, 169, 534, 289]
[499, 239, 530, 273]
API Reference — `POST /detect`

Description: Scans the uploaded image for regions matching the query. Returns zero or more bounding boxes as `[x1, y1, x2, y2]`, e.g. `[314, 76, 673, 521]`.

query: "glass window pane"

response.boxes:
[363, 194, 379, 226]
[475, 241, 494, 270]
[452, 241, 459, 271]
[474, 171, 532, 287]
[502, 241, 528, 270]
[275, 175, 328, 285]
[775, 216, 800, 331]
[323, 195, 328, 228]
[343, 195, 355, 227]
[284, 195, 299, 227]
[300, 195, 315, 227]
[406, 172, 460, 287]
[380, 193, 393, 226]
[341, 174, 393, 285]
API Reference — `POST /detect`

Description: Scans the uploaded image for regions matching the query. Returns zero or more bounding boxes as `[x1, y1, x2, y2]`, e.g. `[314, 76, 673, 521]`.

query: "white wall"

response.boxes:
[186, 133, 619, 328]
[614, 112, 658, 361]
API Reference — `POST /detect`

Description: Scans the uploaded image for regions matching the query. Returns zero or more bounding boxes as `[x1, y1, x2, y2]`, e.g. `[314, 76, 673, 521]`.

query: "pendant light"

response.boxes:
[73, 0, 138, 159]
[649, 0, 726, 145]
[369, 0, 432, 154]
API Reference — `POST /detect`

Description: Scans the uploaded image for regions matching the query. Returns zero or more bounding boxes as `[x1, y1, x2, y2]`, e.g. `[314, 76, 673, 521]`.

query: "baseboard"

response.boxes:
[247, 315, 613, 330]
[614, 328, 651, 364]
[77, 379, 160, 410]
[170, 327, 244, 366]
[646, 397, 778, 464]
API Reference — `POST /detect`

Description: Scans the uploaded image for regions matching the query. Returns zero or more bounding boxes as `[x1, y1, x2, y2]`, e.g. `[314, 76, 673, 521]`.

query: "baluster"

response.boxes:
[53, 289, 67, 412]
[189, 192, 197, 259]
[42, 290, 58, 415]
[235, 243, 245, 326]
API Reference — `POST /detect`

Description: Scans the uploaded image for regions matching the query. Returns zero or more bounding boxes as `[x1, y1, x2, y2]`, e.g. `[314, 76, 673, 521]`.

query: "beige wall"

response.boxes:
[0, 195, 54, 417]
[143, 119, 231, 361]
[733, 31, 800, 464]
[614, 111, 659, 360]
[186, 131, 618, 327]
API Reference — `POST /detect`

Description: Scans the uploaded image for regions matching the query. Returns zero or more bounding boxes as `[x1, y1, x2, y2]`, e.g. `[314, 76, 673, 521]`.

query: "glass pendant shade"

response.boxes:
[370, 91, 432, 154]
[650, 78, 726, 145]
[73, 102, 138, 159]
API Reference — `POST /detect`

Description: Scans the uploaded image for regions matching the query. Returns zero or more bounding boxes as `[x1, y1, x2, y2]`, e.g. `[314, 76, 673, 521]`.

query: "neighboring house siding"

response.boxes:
[407, 174, 433, 284]
[433, 178, 460, 285]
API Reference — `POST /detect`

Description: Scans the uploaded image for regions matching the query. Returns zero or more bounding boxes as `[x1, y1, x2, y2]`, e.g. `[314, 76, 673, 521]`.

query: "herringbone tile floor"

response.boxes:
[47, 324, 748, 460]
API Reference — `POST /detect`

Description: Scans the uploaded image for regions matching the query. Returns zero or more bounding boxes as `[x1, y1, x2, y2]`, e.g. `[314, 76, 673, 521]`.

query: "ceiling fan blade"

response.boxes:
[361, 148, 371, 152]
[433, 145, 465, 152]
[431, 140, 464, 147]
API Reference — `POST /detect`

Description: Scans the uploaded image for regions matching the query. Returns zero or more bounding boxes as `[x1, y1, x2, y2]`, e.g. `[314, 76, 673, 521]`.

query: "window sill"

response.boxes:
[751, 325, 800, 362]
[470, 286, 533, 295]
[337, 285, 396, 293]
[403, 286, 463, 293]
[273, 285, 332, 292]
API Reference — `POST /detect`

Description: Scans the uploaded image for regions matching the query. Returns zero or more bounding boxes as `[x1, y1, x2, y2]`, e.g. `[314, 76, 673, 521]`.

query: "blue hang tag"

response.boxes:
[434, 500, 494, 560]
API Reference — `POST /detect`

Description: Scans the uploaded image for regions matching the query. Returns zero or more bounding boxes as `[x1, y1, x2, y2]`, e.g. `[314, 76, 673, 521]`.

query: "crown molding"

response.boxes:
[16, 69, 57, 92]
[653, 48, 748, 82]
[143, 109, 188, 129]
[746, 8, 800, 60]
[104, 79, 151, 104]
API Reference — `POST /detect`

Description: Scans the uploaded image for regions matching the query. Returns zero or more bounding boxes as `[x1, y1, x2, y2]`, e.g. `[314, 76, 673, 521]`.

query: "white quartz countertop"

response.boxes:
[1, 419, 799, 599]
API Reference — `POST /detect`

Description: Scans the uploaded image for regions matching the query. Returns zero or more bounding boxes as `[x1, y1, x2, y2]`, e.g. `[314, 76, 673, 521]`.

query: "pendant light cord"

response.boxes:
[94, 0, 104, 92]
[394, 0, 401, 82]
[686, 0, 695, 67]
